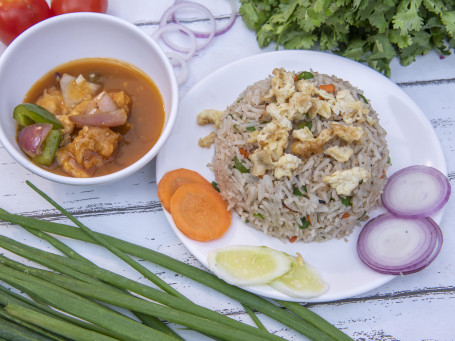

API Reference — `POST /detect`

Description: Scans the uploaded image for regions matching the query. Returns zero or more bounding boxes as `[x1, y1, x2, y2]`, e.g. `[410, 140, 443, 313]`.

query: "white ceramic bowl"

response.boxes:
[0, 13, 178, 185]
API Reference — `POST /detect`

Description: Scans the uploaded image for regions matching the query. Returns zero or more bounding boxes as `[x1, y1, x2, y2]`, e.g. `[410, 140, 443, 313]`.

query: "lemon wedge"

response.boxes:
[270, 253, 328, 298]
[207, 245, 293, 286]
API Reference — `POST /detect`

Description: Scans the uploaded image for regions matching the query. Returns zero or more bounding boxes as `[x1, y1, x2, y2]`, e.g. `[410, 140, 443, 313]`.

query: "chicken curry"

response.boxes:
[15, 58, 164, 178]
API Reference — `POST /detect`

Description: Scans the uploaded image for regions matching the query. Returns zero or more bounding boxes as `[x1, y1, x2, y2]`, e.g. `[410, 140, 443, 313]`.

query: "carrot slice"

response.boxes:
[157, 168, 212, 212]
[318, 84, 335, 93]
[170, 183, 231, 242]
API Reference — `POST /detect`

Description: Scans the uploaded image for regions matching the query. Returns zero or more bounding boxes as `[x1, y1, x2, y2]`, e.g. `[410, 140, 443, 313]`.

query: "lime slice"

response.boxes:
[270, 253, 328, 298]
[207, 245, 293, 286]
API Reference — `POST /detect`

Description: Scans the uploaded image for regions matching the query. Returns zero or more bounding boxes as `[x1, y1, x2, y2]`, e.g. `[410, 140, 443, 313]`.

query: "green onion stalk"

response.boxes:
[0, 181, 353, 341]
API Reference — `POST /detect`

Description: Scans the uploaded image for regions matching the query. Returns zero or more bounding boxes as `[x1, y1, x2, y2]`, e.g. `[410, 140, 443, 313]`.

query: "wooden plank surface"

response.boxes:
[0, 1, 454, 340]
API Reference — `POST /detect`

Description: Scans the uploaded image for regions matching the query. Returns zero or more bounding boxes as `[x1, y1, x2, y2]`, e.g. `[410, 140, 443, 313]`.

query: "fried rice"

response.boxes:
[212, 68, 390, 243]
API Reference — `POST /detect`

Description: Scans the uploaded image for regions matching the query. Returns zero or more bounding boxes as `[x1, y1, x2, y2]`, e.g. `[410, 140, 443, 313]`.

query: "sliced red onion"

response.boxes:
[357, 213, 443, 275]
[158, 2, 216, 51]
[152, 23, 197, 61]
[165, 51, 189, 85]
[94, 91, 118, 113]
[17, 123, 53, 157]
[69, 109, 127, 127]
[60, 73, 101, 108]
[172, 0, 237, 38]
[382, 165, 451, 219]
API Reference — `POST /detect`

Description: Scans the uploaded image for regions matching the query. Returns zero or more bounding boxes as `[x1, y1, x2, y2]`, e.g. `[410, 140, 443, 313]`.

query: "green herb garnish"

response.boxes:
[387, 156, 392, 164]
[212, 181, 220, 192]
[357, 211, 367, 221]
[233, 156, 250, 173]
[297, 71, 314, 80]
[0, 182, 354, 341]
[359, 94, 369, 104]
[341, 196, 352, 207]
[293, 186, 307, 196]
[253, 213, 264, 220]
[246, 126, 256, 132]
[295, 121, 312, 131]
[299, 217, 311, 230]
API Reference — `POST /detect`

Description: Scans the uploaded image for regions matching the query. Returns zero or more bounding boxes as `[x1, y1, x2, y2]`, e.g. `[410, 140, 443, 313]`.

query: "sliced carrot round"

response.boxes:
[169, 182, 231, 242]
[157, 168, 212, 212]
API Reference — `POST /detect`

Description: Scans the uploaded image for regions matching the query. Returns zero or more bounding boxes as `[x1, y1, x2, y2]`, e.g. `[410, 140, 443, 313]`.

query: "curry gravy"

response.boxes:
[23, 58, 165, 177]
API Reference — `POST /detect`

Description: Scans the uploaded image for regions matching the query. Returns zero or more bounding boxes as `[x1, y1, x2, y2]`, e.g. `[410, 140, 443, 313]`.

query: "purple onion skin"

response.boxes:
[17, 123, 53, 157]
[357, 213, 443, 275]
[381, 165, 451, 219]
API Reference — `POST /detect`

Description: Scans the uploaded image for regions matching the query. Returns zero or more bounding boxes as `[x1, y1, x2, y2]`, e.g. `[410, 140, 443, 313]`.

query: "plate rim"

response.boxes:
[156, 50, 447, 302]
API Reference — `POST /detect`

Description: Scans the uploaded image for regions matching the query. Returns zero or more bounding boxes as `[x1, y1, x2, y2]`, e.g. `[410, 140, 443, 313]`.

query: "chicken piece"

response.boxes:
[55, 114, 76, 146]
[69, 97, 94, 116]
[322, 167, 370, 196]
[249, 149, 274, 177]
[262, 68, 296, 103]
[331, 123, 364, 143]
[35, 87, 68, 116]
[291, 128, 334, 158]
[198, 131, 216, 148]
[56, 126, 121, 178]
[257, 121, 289, 161]
[324, 146, 353, 162]
[69, 91, 129, 128]
[274, 154, 301, 179]
[109, 91, 131, 113]
[197, 109, 224, 128]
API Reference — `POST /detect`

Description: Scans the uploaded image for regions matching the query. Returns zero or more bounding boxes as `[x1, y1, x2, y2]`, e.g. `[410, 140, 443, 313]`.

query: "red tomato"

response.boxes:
[0, 0, 51, 46]
[50, 0, 108, 15]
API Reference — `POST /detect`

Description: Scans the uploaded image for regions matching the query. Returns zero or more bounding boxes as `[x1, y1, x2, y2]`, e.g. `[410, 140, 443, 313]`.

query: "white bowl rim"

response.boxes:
[0, 13, 179, 185]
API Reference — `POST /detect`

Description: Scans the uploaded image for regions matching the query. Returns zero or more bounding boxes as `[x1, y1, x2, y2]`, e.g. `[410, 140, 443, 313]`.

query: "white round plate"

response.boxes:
[156, 50, 447, 302]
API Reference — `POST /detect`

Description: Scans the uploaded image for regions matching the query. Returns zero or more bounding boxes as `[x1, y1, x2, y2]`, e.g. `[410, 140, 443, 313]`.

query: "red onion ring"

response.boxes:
[357, 213, 443, 275]
[17, 123, 53, 158]
[165, 51, 189, 85]
[159, 2, 216, 51]
[172, 0, 237, 38]
[152, 23, 197, 61]
[381, 165, 451, 219]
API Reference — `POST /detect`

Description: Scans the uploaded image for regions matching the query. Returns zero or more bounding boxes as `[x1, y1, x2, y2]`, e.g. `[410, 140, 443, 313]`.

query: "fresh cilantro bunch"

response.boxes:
[239, 0, 455, 76]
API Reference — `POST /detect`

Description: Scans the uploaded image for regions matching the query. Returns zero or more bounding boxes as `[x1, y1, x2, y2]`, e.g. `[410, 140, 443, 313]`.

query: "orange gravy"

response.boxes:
[23, 58, 165, 177]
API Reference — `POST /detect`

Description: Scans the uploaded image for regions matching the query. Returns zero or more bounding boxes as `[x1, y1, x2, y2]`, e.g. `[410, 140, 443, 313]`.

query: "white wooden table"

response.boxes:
[0, 1, 454, 340]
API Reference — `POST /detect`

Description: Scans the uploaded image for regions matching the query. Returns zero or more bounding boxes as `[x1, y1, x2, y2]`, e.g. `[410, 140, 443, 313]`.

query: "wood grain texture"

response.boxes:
[0, 1, 454, 340]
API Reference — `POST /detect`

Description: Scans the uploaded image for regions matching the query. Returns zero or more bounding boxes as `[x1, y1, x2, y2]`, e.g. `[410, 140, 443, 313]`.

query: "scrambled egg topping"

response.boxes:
[247, 68, 373, 191]
[196, 109, 225, 148]
[198, 68, 375, 193]
[324, 146, 353, 162]
[322, 167, 370, 196]
[256, 121, 289, 162]
[197, 109, 224, 128]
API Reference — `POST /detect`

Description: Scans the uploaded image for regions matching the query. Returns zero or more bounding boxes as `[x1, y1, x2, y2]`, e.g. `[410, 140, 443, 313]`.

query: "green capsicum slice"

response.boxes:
[32, 130, 62, 167]
[13, 103, 63, 129]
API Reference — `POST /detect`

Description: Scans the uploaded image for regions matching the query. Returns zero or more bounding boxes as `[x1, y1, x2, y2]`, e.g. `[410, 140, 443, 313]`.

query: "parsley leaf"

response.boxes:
[239, 0, 455, 76]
